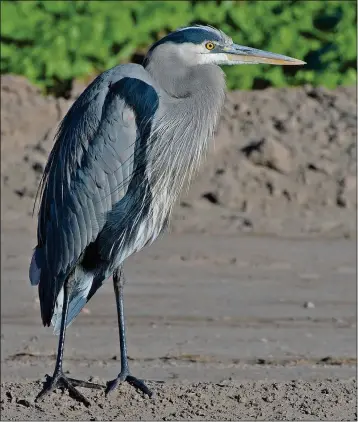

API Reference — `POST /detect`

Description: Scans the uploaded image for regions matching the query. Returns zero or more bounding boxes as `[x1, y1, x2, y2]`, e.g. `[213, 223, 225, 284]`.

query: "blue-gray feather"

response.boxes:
[30, 64, 159, 328]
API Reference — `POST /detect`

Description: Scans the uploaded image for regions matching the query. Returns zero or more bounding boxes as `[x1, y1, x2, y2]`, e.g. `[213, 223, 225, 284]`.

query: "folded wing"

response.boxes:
[30, 64, 159, 327]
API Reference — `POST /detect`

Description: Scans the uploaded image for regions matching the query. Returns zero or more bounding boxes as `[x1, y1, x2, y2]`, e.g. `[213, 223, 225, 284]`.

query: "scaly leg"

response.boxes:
[105, 267, 152, 397]
[35, 281, 103, 406]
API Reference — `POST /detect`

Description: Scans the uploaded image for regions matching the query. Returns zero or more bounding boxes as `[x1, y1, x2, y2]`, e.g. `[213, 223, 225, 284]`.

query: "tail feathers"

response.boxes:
[29, 247, 42, 286]
[51, 268, 94, 335]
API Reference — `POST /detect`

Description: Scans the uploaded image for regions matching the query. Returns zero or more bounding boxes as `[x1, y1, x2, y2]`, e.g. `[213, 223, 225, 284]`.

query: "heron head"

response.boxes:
[145, 25, 305, 68]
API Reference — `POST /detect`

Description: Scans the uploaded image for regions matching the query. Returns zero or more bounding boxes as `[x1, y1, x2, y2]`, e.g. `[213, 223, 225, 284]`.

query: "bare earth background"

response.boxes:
[1, 75, 357, 420]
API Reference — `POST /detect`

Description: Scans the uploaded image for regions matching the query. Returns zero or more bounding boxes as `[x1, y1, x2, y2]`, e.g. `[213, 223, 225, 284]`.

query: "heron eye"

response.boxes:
[205, 42, 215, 50]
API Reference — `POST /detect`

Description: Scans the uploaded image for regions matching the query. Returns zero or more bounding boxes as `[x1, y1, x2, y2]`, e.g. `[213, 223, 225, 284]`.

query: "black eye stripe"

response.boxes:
[149, 27, 222, 53]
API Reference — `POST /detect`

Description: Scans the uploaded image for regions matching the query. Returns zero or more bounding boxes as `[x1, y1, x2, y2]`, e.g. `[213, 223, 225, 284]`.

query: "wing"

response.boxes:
[29, 64, 159, 325]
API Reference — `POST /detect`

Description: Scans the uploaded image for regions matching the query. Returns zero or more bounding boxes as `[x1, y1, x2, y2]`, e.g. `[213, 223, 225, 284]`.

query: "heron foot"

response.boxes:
[105, 371, 152, 398]
[35, 372, 103, 407]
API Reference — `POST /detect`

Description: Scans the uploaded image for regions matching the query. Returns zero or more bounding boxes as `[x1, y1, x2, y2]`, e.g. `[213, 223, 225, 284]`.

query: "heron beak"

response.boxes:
[224, 44, 306, 66]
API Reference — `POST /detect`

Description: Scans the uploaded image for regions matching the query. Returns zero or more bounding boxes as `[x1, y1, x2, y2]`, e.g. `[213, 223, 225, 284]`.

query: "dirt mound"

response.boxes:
[1, 75, 356, 237]
[173, 85, 357, 236]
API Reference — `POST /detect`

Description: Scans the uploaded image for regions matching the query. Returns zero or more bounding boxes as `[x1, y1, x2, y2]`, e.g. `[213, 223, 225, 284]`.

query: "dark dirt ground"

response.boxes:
[1, 75, 356, 420]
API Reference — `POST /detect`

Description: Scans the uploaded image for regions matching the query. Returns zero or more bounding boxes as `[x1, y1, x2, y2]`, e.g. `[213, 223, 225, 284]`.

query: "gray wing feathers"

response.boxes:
[30, 64, 157, 326]
[52, 267, 93, 335]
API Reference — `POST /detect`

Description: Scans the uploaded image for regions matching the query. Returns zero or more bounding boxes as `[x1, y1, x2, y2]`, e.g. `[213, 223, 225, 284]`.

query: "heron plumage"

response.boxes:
[31, 65, 159, 328]
[31, 56, 226, 332]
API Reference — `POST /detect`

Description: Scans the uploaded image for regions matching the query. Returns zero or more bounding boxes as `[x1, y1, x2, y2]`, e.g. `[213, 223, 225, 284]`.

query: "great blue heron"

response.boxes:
[30, 25, 304, 405]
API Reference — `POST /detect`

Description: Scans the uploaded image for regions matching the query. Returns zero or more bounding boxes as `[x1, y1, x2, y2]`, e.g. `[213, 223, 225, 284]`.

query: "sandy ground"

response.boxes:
[1, 76, 357, 420]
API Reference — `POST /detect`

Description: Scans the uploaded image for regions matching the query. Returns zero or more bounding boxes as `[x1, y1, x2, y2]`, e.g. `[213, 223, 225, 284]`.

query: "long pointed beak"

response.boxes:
[224, 44, 305, 66]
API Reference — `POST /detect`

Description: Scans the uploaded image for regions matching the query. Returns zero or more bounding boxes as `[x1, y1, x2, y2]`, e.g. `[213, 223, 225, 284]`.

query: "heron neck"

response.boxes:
[143, 60, 226, 220]
[145, 59, 225, 100]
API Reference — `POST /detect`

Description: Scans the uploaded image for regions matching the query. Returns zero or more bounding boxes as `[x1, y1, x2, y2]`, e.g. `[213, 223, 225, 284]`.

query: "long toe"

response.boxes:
[126, 375, 153, 397]
[36, 373, 102, 407]
[67, 377, 104, 390]
[105, 373, 152, 398]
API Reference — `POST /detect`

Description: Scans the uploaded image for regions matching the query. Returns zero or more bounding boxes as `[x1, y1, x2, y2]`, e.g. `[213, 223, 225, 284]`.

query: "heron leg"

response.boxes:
[35, 280, 103, 407]
[105, 267, 152, 398]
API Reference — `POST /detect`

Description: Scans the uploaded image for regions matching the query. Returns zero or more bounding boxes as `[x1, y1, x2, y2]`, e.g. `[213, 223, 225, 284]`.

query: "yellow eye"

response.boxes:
[205, 42, 215, 50]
